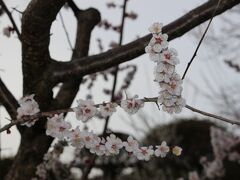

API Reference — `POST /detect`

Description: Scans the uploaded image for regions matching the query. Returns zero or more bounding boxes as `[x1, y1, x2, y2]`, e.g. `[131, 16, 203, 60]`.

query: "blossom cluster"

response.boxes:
[145, 22, 186, 114]
[46, 113, 182, 161]
[73, 95, 144, 122]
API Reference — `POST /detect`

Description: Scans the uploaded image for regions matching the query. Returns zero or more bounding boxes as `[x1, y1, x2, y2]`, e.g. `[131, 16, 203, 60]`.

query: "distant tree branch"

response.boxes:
[0, 0, 21, 40]
[50, 0, 240, 84]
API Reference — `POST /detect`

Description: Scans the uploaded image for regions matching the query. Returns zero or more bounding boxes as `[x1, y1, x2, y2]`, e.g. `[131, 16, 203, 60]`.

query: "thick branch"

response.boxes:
[51, 0, 240, 83]
[0, 78, 18, 119]
[22, 0, 66, 94]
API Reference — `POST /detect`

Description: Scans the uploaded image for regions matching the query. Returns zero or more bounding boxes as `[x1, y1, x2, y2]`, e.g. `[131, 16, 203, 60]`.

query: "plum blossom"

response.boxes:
[69, 127, 84, 149]
[155, 141, 170, 158]
[89, 137, 106, 156]
[99, 102, 117, 118]
[135, 146, 154, 161]
[172, 146, 182, 156]
[46, 114, 64, 137]
[73, 99, 97, 122]
[105, 134, 123, 155]
[17, 94, 40, 127]
[145, 45, 160, 62]
[82, 131, 96, 149]
[159, 48, 179, 65]
[148, 22, 163, 34]
[46, 113, 71, 140]
[120, 95, 144, 114]
[149, 34, 168, 53]
[123, 136, 139, 153]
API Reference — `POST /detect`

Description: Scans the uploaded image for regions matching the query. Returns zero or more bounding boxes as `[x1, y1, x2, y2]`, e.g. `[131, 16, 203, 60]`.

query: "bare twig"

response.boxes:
[0, 0, 21, 40]
[59, 11, 74, 51]
[181, 0, 221, 80]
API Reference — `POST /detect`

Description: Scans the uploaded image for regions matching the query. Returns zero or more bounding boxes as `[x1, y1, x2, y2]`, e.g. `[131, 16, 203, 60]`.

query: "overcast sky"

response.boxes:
[1, 0, 240, 157]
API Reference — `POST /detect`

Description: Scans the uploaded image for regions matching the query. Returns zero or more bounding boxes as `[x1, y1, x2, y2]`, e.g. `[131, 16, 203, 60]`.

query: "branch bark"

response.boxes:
[50, 0, 240, 83]
[0, 78, 18, 119]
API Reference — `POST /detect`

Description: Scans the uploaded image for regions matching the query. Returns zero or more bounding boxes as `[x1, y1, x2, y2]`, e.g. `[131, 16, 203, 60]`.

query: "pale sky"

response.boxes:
[1, 0, 240, 157]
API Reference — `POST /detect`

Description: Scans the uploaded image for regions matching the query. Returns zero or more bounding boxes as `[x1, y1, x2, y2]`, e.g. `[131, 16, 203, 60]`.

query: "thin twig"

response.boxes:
[0, 0, 21, 40]
[59, 11, 74, 51]
[1, 96, 239, 133]
[181, 0, 222, 80]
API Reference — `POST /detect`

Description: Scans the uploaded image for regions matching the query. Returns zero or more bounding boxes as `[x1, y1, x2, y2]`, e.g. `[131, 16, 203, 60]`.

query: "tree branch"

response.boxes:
[50, 0, 240, 83]
[1, 97, 239, 133]
[0, 78, 18, 119]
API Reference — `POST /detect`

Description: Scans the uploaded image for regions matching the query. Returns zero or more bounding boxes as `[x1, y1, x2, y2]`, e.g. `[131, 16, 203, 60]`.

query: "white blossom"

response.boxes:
[46, 114, 64, 137]
[155, 62, 175, 75]
[155, 141, 170, 158]
[105, 134, 123, 155]
[82, 131, 96, 149]
[160, 73, 183, 96]
[89, 137, 106, 156]
[145, 45, 160, 62]
[120, 95, 144, 114]
[159, 48, 179, 65]
[123, 136, 139, 153]
[149, 34, 168, 53]
[73, 99, 97, 122]
[17, 94, 40, 127]
[69, 127, 84, 149]
[148, 22, 163, 34]
[99, 102, 117, 118]
[135, 146, 154, 161]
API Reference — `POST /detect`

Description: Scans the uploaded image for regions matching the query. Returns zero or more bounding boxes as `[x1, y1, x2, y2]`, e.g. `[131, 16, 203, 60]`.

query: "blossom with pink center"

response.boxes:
[149, 34, 168, 53]
[155, 141, 170, 158]
[3, 26, 14, 37]
[159, 48, 179, 65]
[82, 131, 96, 149]
[134, 146, 154, 161]
[90, 137, 106, 156]
[99, 102, 117, 118]
[123, 136, 139, 153]
[105, 134, 123, 155]
[120, 95, 144, 114]
[73, 99, 97, 122]
[46, 114, 64, 137]
[69, 127, 84, 149]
